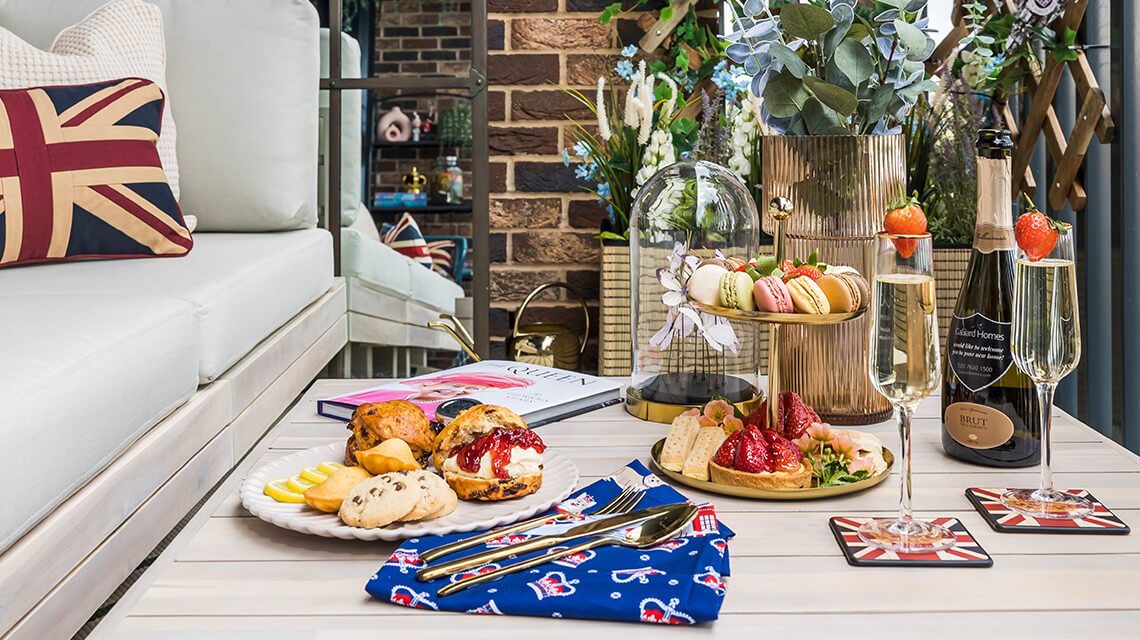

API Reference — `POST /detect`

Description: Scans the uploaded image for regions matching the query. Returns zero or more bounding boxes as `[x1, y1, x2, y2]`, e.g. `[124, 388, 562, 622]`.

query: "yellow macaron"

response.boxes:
[786, 276, 831, 314]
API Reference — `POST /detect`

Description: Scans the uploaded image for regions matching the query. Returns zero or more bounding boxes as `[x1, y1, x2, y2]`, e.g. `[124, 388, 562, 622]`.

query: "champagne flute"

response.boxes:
[1000, 222, 1091, 518]
[860, 233, 956, 552]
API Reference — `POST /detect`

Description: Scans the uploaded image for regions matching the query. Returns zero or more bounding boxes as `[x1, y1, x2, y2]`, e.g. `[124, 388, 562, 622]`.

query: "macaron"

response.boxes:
[726, 272, 756, 311]
[753, 275, 793, 313]
[787, 276, 831, 314]
[817, 273, 861, 313]
[827, 267, 871, 309]
[687, 264, 728, 306]
[724, 257, 747, 270]
[701, 258, 734, 270]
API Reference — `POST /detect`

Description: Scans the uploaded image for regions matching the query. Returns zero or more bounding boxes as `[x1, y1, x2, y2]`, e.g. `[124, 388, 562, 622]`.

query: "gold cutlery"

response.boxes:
[416, 503, 685, 582]
[417, 486, 644, 565]
[437, 503, 700, 597]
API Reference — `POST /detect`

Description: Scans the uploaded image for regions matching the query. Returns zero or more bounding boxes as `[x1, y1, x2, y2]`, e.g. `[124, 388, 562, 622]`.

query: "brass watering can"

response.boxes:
[427, 282, 589, 371]
[508, 282, 589, 371]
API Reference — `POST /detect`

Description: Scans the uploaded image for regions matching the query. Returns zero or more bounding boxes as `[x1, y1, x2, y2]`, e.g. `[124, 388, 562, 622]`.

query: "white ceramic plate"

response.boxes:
[240, 443, 579, 541]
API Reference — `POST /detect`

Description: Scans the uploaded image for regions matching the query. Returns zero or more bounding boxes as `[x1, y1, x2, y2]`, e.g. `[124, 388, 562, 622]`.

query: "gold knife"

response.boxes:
[415, 503, 685, 582]
[437, 504, 699, 597]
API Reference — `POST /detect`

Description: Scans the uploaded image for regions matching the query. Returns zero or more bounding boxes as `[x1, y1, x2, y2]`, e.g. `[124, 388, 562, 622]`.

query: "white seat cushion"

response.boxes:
[342, 227, 462, 314]
[0, 0, 320, 232]
[0, 294, 198, 553]
[0, 229, 334, 381]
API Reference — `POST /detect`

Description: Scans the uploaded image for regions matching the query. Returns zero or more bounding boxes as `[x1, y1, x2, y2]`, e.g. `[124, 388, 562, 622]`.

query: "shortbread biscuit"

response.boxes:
[399, 471, 451, 522]
[338, 471, 420, 528]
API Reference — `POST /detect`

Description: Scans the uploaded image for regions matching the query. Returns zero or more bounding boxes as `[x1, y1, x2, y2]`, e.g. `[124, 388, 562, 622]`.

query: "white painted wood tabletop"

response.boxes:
[91, 379, 1140, 639]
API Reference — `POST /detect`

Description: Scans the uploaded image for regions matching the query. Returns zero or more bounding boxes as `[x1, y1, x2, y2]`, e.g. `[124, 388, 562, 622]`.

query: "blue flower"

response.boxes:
[597, 182, 611, 198]
[561, 148, 571, 167]
[575, 162, 594, 180]
[573, 142, 590, 159]
[615, 59, 634, 81]
[621, 44, 638, 58]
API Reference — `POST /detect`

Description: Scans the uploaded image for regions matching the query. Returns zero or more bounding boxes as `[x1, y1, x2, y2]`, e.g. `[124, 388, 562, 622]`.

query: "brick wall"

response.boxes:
[486, 0, 668, 370]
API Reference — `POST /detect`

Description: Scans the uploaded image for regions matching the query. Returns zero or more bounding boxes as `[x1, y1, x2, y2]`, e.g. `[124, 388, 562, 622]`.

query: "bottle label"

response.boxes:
[947, 312, 1014, 391]
[945, 402, 1015, 449]
[974, 157, 1014, 253]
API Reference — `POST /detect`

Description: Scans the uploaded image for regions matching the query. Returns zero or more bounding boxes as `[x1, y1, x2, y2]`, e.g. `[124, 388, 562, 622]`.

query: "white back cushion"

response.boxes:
[0, 0, 320, 231]
[0, 0, 180, 198]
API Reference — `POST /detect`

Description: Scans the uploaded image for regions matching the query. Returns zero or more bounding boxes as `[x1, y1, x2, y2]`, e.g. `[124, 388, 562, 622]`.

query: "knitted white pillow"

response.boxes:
[0, 0, 179, 199]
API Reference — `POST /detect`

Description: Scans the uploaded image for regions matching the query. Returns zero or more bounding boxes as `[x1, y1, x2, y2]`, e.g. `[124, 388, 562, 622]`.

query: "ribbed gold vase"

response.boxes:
[762, 134, 906, 425]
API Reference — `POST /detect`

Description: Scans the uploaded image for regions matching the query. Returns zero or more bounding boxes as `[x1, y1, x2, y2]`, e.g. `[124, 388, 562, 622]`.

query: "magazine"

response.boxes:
[318, 360, 622, 426]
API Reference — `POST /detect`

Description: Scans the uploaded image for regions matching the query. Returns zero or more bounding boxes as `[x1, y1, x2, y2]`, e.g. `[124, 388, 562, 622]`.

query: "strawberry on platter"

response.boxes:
[708, 424, 812, 489]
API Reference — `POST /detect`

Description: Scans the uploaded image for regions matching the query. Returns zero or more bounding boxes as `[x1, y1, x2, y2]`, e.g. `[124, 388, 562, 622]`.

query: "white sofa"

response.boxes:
[319, 30, 465, 375]
[0, 2, 346, 638]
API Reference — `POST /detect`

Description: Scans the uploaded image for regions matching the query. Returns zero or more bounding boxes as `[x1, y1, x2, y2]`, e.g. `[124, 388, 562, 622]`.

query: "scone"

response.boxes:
[338, 471, 421, 528]
[345, 400, 435, 467]
[433, 404, 545, 501]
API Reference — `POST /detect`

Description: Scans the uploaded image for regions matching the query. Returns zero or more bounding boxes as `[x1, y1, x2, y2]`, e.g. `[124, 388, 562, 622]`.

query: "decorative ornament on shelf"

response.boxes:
[402, 167, 427, 194]
[378, 105, 412, 142]
[626, 160, 763, 424]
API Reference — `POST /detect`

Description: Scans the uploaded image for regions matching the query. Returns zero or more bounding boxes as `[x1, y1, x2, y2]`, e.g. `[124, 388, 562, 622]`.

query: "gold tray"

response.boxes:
[691, 301, 866, 325]
[649, 438, 893, 500]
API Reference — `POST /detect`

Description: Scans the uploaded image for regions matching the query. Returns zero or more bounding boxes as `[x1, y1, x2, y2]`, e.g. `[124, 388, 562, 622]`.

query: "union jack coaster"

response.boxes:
[965, 488, 1131, 535]
[828, 517, 993, 567]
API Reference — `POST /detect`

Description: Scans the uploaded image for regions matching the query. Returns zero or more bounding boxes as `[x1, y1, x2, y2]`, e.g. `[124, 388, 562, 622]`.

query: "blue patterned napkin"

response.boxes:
[365, 461, 734, 624]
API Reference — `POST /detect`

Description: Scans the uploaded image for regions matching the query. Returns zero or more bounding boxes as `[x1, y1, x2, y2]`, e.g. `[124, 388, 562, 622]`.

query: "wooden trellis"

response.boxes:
[931, 0, 1114, 212]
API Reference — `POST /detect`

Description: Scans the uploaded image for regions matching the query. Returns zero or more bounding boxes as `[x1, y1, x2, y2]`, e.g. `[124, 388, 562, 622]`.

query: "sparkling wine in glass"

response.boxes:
[1001, 223, 1090, 519]
[859, 233, 956, 553]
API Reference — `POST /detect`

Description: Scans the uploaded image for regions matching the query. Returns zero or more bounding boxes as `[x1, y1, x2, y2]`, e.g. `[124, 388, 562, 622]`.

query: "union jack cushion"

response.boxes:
[426, 239, 456, 277]
[380, 211, 432, 268]
[0, 78, 191, 268]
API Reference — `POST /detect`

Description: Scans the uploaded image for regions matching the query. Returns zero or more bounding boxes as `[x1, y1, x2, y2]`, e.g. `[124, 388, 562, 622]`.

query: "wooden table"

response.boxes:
[92, 380, 1140, 638]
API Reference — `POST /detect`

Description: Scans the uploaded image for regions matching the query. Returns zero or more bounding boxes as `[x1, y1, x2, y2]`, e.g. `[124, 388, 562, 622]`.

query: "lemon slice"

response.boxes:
[317, 461, 344, 475]
[299, 467, 328, 484]
[285, 474, 317, 493]
[263, 479, 306, 503]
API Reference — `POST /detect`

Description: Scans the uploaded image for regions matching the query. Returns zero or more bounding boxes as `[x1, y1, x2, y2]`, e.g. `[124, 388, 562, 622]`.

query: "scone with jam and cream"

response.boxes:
[432, 404, 545, 501]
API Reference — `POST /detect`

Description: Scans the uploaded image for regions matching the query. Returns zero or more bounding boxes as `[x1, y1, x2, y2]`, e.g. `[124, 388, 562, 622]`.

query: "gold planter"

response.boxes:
[598, 241, 632, 376]
[762, 134, 906, 425]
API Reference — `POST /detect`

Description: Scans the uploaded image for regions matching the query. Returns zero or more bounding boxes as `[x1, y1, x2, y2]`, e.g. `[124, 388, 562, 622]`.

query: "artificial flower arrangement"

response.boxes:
[561, 45, 698, 242]
[568, 0, 771, 241]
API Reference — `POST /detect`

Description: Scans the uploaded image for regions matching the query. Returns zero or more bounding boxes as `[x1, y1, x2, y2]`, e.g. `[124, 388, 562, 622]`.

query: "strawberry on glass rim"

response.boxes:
[1014, 196, 1067, 262]
[883, 190, 927, 259]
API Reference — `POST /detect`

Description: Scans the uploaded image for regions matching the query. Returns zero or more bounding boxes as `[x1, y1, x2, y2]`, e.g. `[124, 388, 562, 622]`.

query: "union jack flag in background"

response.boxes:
[0, 77, 191, 267]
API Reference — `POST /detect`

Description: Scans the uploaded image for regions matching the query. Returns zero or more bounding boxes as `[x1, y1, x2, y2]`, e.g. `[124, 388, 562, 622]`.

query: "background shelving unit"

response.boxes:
[322, 0, 490, 357]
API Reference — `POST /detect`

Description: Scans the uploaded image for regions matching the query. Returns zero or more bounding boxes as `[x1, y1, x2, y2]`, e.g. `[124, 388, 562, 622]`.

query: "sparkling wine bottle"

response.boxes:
[941, 130, 1040, 467]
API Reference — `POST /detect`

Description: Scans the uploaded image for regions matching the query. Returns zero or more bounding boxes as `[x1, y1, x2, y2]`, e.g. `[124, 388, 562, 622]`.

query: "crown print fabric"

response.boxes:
[366, 461, 734, 624]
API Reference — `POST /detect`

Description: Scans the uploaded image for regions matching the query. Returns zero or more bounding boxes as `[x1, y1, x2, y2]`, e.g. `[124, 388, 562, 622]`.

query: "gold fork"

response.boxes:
[417, 486, 645, 565]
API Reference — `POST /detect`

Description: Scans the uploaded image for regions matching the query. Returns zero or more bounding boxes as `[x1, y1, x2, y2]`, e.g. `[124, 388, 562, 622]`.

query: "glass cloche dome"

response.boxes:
[626, 160, 762, 422]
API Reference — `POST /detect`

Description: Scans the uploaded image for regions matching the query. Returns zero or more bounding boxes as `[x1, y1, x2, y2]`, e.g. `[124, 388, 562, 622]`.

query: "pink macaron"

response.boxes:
[753, 275, 793, 313]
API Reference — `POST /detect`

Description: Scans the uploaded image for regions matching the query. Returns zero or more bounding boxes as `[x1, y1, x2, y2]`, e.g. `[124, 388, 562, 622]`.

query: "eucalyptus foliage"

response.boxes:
[724, 0, 939, 135]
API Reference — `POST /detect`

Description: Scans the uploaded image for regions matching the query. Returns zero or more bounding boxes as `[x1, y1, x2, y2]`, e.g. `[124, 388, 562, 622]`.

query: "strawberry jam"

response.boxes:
[449, 428, 545, 478]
